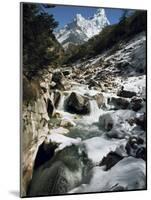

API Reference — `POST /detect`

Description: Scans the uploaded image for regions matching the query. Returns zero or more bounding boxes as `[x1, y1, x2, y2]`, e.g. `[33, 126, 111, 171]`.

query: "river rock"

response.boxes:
[65, 92, 90, 115]
[136, 147, 146, 161]
[108, 157, 146, 191]
[27, 146, 92, 196]
[52, 70, 64, 83]
[99, 110, 136, 139]
[130, 96, 143, 111]
[69, 157, 146, 193]
[125, 136, 146, 160]
[53, 111, 63, 118]
[117, 87, 136, 98]
[99, 112, 114, 131]
[53, 90, 61, 108]
[49, 127, 69, 135]
[108, 96, 130, 109]
[33, 142, 57, 170]
[107, 127, 128, 139]
[135, 113, 146, 130]
[99, 151, 123, 170]
[60, 118, 76, 128]
[51, 71, 64, 90]
[47, 99, 54, 118]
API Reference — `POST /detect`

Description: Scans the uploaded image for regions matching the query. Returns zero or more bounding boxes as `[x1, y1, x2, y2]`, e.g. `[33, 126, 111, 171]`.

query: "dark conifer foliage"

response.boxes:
[22, 3, 63, 77]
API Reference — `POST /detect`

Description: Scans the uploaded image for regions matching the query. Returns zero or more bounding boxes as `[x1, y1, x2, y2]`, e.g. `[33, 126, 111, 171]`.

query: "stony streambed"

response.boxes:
[27, 77, 146, 196]
[22, 32, 146, 197]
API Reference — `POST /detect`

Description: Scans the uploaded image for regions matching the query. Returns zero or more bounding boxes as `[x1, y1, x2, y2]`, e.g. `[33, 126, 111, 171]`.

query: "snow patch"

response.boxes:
[69, 157, 145, 193]
[45, 133, 81, 152]
[83, 136, 127, 164]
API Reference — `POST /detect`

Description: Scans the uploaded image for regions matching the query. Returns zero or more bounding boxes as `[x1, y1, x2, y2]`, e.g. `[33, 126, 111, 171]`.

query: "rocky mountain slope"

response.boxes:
[22, 31, 146, 197]
[54, 8, 110, 48]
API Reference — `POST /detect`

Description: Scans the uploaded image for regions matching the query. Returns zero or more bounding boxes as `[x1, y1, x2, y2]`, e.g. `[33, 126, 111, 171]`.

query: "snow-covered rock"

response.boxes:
[45, 133, 81, 152]
[69, 157, 146, 193]
[99, 110, 136, 139]
[83, 136, 127, 164]
[28, 145, 91, 196]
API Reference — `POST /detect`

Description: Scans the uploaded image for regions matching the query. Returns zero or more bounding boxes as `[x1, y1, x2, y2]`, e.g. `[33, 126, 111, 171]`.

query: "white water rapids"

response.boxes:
[28, 79, 146, 196]
[54, 83, 145, 193]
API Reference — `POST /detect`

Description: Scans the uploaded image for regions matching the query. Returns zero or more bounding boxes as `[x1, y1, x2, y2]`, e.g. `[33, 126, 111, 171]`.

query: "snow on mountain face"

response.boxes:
[54, 8, 110, 48]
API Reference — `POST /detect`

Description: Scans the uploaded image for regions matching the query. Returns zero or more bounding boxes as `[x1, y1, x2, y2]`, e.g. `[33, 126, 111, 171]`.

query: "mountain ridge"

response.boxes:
[54, 8, 110, 48]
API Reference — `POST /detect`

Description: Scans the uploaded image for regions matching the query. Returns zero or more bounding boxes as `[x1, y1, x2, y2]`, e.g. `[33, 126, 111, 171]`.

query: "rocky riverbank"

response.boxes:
[22, 32, 146, 196]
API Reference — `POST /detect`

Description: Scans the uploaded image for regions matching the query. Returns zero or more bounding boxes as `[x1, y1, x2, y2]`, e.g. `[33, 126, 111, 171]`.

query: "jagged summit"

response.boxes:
[96, 8, 105, 15]
[74, 13, 85, 21]
[54, 8, 110, 48]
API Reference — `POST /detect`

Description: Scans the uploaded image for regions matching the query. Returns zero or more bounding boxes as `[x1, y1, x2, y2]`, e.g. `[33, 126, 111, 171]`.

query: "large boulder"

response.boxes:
[130, 96, 143, 111]
[117, 87, 136, 98]
[27, 146, 92, 196]
[69, 157, 146, 193]
[99, 112, 114, 131]
[99, 110, 136, 139]
[106, 157, 146, 191]
[65, 92, 90, 115]
[52, 70, 64, 83]
[51, 71, 64, 90]
[125, 136, 146, 161]
[99, 151, 123, 170]
[108, 96, 130, 110]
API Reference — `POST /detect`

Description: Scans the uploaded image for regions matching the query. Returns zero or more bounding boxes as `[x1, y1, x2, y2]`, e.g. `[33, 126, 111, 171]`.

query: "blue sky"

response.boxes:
[45, 5, 127, 30]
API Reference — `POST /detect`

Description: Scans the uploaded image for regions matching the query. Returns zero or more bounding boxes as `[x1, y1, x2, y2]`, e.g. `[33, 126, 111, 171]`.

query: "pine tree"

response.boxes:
[22, 3, 60, 77]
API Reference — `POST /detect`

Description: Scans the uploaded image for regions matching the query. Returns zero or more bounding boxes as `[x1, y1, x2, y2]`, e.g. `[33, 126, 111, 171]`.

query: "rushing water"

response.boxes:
[28, 83, 146, 196]
[56, 85, 106, 139]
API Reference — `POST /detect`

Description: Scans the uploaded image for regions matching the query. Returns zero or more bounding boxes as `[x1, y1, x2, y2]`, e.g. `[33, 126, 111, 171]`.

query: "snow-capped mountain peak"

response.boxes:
[55, 8, 110, 48]
[95, 8, 105, 16]
[74, 13, 86, 27]
[74, 13, 85, 22]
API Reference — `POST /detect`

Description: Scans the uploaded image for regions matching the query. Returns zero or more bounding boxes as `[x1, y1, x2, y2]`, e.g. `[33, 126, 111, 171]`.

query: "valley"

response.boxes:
[22, 30, 146, 196]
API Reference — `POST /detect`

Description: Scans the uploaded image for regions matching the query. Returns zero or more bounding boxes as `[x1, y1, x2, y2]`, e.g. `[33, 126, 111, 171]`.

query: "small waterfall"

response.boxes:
[90, 100, 102, 119]
[57, 93, 65, 111]
[83, 100, 104, 124]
